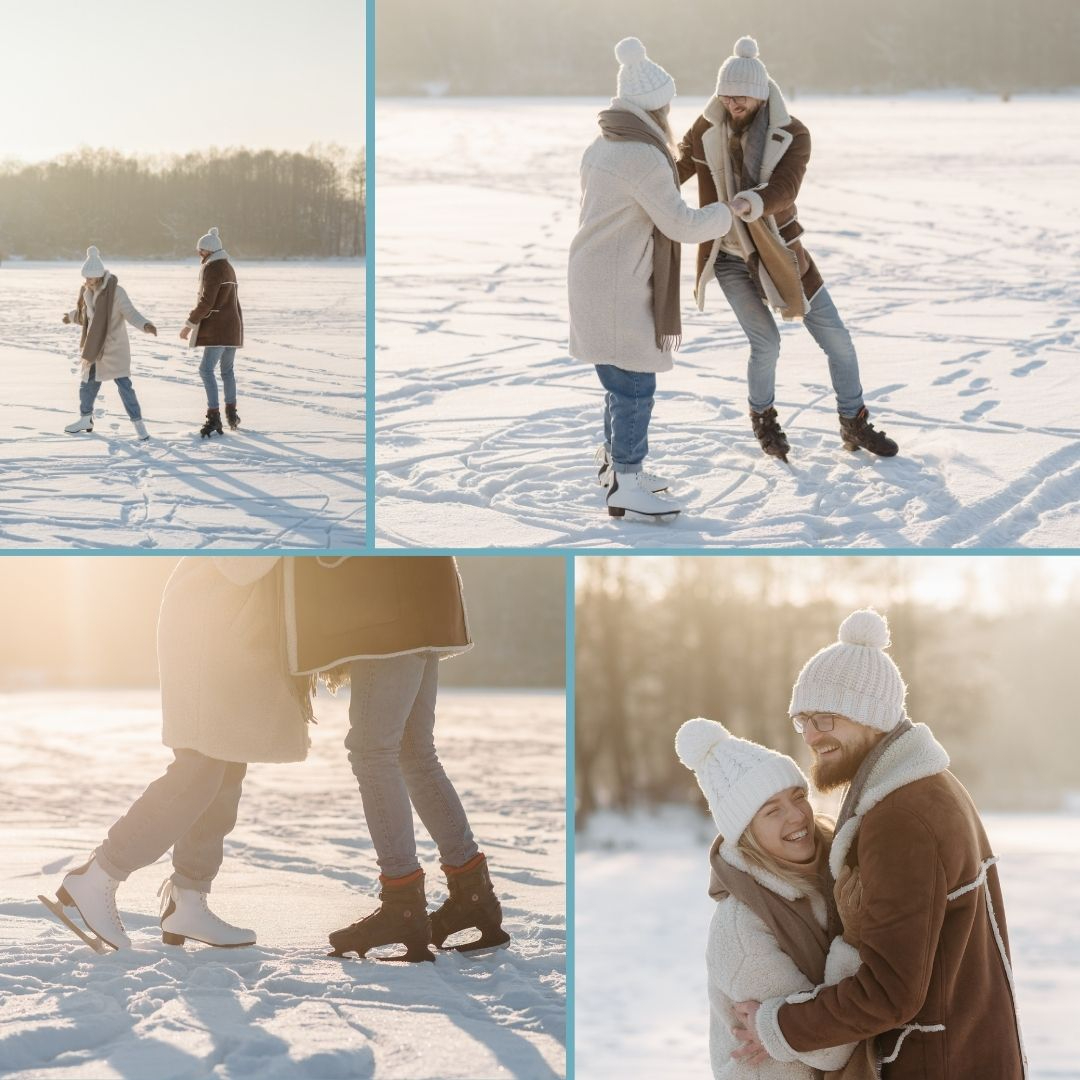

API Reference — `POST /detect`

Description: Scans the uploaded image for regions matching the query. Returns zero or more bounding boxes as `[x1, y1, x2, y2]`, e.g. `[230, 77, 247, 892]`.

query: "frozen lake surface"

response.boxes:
[0, 260, 364, 550]
[0, 688, 566, 1079]
[376, 95, 1080, 548]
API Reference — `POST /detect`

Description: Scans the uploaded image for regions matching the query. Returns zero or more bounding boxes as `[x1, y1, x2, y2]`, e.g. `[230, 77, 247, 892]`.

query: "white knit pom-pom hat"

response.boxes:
[716, 36, 770, 101]
[81, 245, 105, 278]
[614, 37, 676, 111]
[789, 609, 908, 732]
[196, 226, 223, 253]
[675, 717, 808, 842]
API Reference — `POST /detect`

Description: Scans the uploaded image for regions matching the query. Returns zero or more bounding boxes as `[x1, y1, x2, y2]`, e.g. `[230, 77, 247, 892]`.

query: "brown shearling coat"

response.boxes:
[188, 255, 243, 347]
[757, 724, 1027, 1079]
[675, 82, 824, 315]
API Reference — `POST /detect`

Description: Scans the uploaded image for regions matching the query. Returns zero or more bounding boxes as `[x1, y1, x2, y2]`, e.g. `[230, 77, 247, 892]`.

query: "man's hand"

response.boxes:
[179, 325, 191, 341]
[835, 864, 864, 948]
[730, 196, 753, 218]
[144, 322, 157, 336]
[732, 1000, 769, 1065]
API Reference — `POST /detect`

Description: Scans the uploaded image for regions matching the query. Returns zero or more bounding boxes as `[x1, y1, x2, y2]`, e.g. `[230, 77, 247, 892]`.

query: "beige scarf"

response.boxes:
[597, 108, 681, 351]
[76, 274, 117, 363]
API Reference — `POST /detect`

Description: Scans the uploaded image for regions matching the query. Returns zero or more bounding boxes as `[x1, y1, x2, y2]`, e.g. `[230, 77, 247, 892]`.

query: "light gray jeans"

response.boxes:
[95, 749, 247, 893]
[345, 652, 478, 878]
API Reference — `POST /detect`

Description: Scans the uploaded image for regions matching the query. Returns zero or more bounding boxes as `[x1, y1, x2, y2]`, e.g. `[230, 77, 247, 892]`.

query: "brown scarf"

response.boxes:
[708, 829, 879, 1080]
[76, 274, 118, 363]
[597, 108, 681, 352]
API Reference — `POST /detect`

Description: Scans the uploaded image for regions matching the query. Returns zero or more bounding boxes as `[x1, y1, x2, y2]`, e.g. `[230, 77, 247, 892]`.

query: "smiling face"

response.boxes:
[797, 712, 886, 792]
[720, 94, 762, 129]
[747, 785, 815, 863]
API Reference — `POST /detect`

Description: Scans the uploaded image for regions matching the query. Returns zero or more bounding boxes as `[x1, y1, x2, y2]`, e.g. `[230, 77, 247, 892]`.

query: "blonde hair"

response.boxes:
[736, 815, 834, 896]
[647, 106, 675, 150]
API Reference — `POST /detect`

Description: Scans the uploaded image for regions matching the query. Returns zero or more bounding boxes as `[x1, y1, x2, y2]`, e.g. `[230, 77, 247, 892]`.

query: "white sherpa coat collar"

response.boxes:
[828, 723, 951, 878]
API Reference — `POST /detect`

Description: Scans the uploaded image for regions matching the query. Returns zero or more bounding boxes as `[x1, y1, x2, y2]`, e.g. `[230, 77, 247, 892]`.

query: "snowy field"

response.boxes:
[0, 689, 565, 1079]
[375, 95, 1080, 548]
[0, 260, 364, 549]
[576, 805, 1080, 1079]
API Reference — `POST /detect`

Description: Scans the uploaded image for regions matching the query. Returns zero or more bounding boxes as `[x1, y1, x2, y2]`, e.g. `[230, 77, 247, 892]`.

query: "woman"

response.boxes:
[61, 245, 157, 441]
[180, 226, 243, 438]
[568, 37, 732, 521]
[675, 718, 875, 1079]
[276, 556, 509, 963]
[40, 557, 310, 952]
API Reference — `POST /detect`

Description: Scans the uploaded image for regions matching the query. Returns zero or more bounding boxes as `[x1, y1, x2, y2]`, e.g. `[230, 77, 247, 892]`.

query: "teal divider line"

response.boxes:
[565, 552, 576, 1079]
[364, 0, 376, 548]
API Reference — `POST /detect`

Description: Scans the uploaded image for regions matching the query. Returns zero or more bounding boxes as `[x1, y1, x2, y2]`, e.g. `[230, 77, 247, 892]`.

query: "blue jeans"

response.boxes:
[95, 749, 247, 893]
[199, 346, 237, 410]
[345, 653, 478, 878]
[713, 252, 864, 417]
[79, 365, 142, 421]
[596, 364, 656, 473]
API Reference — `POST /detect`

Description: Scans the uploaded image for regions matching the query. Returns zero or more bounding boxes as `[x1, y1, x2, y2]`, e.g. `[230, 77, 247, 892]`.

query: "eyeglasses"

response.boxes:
[720, 95, 751, 106]
[792, 712, 839, 734]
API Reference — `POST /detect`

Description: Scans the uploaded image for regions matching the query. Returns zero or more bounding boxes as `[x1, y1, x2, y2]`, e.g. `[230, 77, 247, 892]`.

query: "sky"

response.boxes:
[0, 0, 365, 162]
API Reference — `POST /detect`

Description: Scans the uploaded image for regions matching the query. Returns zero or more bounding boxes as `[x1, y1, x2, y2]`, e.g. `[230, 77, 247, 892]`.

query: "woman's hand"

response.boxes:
[729, 196, 752, 218]
[179, 325, 192, 341]
[144, 322, 157, 336]
[62, 313, 71, 324]
[835, 864, 864, 948]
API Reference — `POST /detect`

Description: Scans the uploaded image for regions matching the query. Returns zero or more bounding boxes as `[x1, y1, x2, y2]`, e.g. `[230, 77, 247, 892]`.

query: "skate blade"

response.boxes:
[327, 944, 435, 963]
[612, 508, 680, 523]
[438, 929, 512, 954]
[38, 893, 112, 954]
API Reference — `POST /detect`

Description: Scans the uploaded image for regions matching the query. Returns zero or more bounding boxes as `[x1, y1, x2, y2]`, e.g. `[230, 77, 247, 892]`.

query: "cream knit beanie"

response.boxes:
[196, 226, 223, 253]
[80, 245, 105, 278]
[614, 37, 676, 111]
[716, 36, 770, 101]
[789, 609, 908, 732]
[675, 718, 808, 842]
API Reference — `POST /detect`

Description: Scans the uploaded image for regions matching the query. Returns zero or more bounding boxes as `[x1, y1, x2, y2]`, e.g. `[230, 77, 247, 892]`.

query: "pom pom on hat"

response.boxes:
[196, 226, 223, 253]
[839, 609, 891, 649]
[614, 36, 676, 111]
[734, 36, 759, 59]
[80, 245, 106, 278]
[675, 718, 808, 841]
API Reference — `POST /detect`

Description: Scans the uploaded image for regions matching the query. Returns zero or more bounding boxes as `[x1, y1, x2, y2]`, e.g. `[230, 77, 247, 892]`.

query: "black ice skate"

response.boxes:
[750, 407, 790, 463]
[225, 403, 241, 431]
[430, 853, 511, 953]
[328, 869, 434, 963]
[839, 406, 898, 457]
[200, 408, 224, 438]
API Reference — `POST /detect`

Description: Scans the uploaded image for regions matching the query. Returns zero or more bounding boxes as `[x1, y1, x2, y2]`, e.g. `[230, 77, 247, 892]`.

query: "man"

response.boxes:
[180, 226, 243, 437]
[733, 608, 1026, 1078]
[675, 37, 898, 462]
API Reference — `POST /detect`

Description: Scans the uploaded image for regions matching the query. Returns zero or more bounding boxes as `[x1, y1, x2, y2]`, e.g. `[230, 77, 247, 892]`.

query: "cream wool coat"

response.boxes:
[707, 839, 862, 1080]
[568, 99, 732, 374]
[66, 272, 151, 381]
[159, 557, 310, 765]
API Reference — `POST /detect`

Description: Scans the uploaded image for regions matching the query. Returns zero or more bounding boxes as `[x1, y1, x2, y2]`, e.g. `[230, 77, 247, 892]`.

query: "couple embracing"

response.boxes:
[568, 37, 898, 522]
[40, 556, 508, 964]
[676, 609, 1026, 1079]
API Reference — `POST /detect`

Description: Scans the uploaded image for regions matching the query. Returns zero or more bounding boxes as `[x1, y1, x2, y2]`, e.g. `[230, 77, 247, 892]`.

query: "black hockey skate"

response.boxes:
[225, 403, 241, 431]
[750, 407, 790, 463]
[200, 408, 224, 438]
[839, 406, 898, 457]
[328, 870, 434, 963]
[430, 853, 511, 953]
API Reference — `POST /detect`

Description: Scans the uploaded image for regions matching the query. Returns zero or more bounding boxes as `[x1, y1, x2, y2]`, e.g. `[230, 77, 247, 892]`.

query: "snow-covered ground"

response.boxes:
[375, 95, 1080, 548]
[0, 689, 565, 1079]
[0, 260, 364, 549]
[576, 805, 1080, 1079]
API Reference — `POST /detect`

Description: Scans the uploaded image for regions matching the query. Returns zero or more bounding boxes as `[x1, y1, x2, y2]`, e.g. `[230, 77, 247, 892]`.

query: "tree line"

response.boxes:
[0, 146, 364, 260]
[378, 0, 1079, 95]
[575, 557, 1080, 827]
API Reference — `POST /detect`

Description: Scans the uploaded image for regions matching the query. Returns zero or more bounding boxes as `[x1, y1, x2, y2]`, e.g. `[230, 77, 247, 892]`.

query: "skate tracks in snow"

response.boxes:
[0, 690, 566, 1079]
[375, 96, 1080, 548]
[0, 261, 364, 549]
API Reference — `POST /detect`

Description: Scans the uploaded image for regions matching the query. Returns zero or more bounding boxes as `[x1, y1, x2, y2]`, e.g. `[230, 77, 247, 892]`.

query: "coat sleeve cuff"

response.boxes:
[756, 997, 801, 1064]
[184, 320, 197, 331]
[734, 188, 766, 223]
[824, 937, 862, 984]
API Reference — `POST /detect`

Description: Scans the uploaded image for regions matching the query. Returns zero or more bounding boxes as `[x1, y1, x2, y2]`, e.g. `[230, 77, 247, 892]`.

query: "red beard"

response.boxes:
[810, 740, 868, 792]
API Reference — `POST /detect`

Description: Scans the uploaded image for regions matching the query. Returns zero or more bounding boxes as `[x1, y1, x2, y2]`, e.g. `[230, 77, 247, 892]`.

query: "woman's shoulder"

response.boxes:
[585, 135, 671, 177]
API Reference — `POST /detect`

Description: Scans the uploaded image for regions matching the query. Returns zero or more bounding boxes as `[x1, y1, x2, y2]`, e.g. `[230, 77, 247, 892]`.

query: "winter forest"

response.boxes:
[378, 0, 1080, 94]
[575, 557, 1080, 826]
[0, 146, 365, 260]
